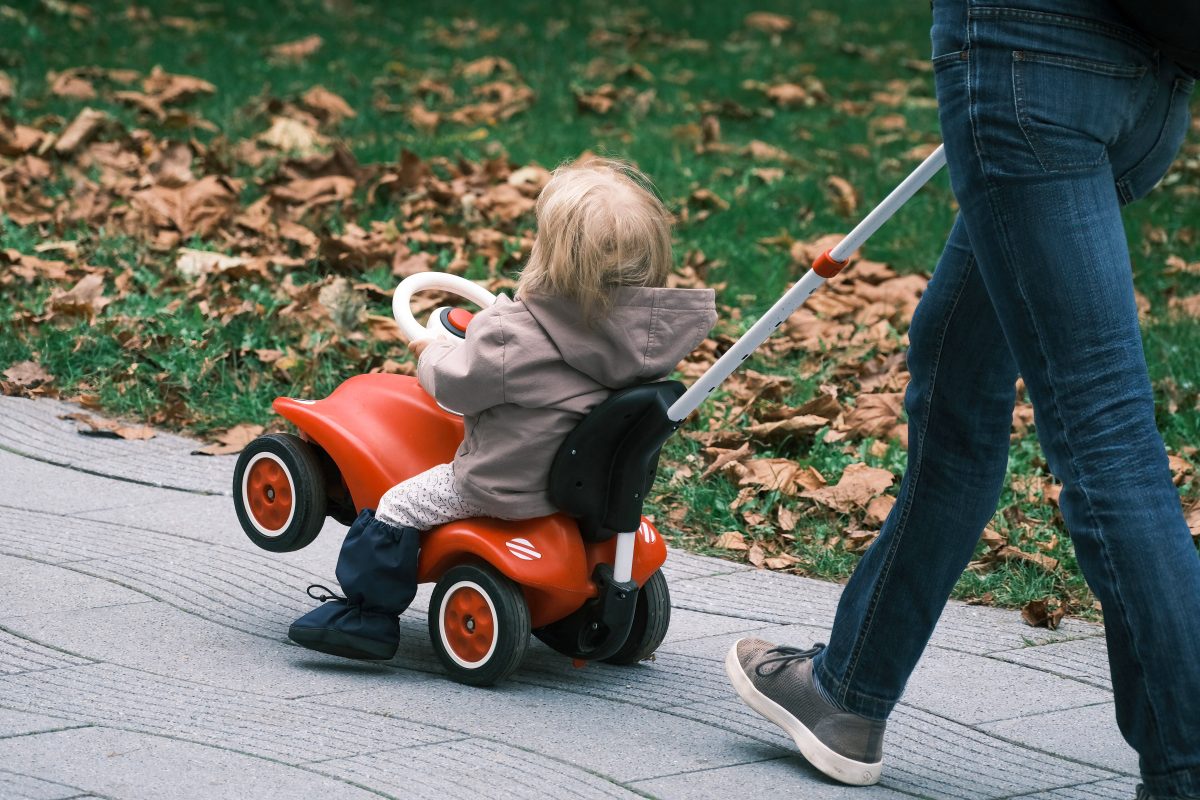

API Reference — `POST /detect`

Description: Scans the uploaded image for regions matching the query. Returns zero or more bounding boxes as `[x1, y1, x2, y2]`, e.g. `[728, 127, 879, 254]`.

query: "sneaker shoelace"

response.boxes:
[754, 643, 827, 677]
[306, 583, 346, 603]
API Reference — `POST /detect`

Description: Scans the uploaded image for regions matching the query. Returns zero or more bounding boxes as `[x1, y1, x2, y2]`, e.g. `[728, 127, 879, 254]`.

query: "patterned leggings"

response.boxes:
[374, 463, 489, 530]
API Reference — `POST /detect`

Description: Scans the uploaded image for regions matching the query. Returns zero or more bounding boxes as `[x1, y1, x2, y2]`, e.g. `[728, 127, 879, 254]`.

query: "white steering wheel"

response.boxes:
[392, 272, 498, 342]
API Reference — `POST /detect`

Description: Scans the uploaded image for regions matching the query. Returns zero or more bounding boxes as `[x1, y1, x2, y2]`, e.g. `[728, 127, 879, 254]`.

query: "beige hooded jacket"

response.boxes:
[417, 286, 717, 519]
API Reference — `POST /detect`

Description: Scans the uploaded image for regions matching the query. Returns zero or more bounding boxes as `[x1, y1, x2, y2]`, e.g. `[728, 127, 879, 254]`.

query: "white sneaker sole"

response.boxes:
[724, 641, 882, 786]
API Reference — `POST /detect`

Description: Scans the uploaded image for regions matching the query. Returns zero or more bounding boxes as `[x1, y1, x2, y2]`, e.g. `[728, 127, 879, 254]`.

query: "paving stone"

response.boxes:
[0, 450, 170, 515]
[3, 599, 421, 700]
[77, 491, 351, 565]
[1008, 777, 1141, 799]
[0, 395, 235, 496]
[991, 636, 1113, 690]
[902, 648, 1110, 724]
[659, 607, 777, 645]
[0, 727, 384, 800]
[670, 569, 1104, 655]
[657, 623, 831, 661]
[979, 704, 1137, 776]
[0, 768, 86, 800]
[632, 755, 916, 799]
[1, 554, 149, 621]
[513, 647, 736, 710]
[480, 631, 1116, 799]
[659, 548, 752, 582]
[0, 407, 1143, 800]
[0, 709, 86, 740]
[661, 696, 1116, 799]
[69, 537, 334, 640]
[322, 671, 788, 783]
[0, 663, 458, 765]
[0, 505, 190, 564]
[0, 629, 90, 676]
[313, 738, 641, 800]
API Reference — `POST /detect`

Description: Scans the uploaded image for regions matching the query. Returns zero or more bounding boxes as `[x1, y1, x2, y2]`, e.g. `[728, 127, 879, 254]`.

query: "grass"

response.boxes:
[3, 0, 1198, 619]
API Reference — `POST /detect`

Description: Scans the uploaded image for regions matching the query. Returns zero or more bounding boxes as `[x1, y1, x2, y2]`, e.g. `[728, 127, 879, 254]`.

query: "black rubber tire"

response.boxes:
[428, 563, 530, 686]
[233, 433, 327, 553]
[602, 569, 671, 665]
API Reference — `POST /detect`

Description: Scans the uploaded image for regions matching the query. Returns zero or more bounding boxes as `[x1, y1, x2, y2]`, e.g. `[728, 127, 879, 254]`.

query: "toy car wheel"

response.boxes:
[602, 569, 671, 665]
[233, 433, 327, 553]
[429, 563, 530, 686]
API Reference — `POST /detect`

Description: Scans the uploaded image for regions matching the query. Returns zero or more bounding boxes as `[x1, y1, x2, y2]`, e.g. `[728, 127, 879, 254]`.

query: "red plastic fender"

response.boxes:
[273, 374, 463, 511]
[418, 514, 594, 628]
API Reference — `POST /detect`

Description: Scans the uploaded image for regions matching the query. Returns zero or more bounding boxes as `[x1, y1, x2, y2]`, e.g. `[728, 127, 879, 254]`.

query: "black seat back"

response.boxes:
[548, 381, 684, 542]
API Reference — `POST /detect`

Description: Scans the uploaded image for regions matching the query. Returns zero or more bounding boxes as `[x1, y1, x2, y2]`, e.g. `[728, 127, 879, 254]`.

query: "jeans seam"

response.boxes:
[836, 252, 977, 709]
[969, 7, 1158, 52]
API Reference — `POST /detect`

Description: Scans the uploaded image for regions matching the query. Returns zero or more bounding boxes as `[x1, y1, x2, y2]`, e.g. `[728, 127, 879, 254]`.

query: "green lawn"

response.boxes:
[2, 0, 1198, 621]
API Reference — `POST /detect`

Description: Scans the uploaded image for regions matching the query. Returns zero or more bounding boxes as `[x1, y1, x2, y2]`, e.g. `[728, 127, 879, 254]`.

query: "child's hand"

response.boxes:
[408, 337, 432, 360]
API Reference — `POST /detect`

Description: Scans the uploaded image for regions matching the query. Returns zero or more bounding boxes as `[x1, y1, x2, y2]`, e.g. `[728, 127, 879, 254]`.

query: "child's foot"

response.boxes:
[288, 586, 400, 660]
[725, 638, 885, 786]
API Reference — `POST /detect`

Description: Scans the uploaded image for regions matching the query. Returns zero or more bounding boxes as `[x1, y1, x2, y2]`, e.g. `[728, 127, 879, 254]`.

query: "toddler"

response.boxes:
[288, 158, 717, 660]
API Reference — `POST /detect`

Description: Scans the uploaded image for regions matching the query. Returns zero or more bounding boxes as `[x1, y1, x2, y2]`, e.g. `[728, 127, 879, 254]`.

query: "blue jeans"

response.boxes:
[811, 1, 1200, 796]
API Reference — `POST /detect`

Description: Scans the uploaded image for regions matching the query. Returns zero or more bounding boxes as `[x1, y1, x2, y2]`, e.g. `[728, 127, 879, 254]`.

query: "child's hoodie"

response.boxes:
[418, 286, 717, 519]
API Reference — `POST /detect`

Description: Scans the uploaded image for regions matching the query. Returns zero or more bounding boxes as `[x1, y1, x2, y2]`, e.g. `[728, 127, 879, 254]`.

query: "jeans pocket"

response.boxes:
[932, 50, 968, 72]
[1013, 50, 1148, 172]
[1116, 76, 1196, 203]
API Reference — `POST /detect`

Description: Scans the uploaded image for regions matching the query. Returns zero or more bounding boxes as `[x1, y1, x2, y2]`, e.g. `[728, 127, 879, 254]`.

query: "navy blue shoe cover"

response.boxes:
[289, 509, 420, 660]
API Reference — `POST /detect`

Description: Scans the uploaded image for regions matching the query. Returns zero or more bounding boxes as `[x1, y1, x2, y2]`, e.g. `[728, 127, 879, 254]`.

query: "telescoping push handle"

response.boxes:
[666, 144, 948, 423]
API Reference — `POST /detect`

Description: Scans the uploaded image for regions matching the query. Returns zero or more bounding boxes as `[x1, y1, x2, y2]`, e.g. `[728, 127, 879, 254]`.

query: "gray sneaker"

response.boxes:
[725, 638, 885, 786]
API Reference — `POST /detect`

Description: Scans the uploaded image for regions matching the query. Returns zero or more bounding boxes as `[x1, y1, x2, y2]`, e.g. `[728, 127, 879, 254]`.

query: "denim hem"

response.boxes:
[814, 658, 894, 722]
[1143, 764, 1200, 800]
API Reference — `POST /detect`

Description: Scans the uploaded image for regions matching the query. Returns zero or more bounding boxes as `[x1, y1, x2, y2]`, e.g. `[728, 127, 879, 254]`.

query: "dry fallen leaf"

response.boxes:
[60, 412, 155, 441]
[3, 361, 53, 387]
[765, 83, 807, 108]
[763, 552, 801, 570]
[259, 116, 329, 156]
[863, 495, 895, 527]
[994, 545, 1059, 573]
[744, 11, 794, 34]
[45, 273, 109, 320]
[841, 392, 903, 439]
[1021, 597, 1066, 630]
[1168, 454, 1194, 486]
[826, 175, 858, 216]
[54, 107, 106, 154]
[801, 462, 894, 514]
[1184, 499, 1200, 543]
[980, 527, 1006, 551]
[301, 85, 357, 125]
[713, 531, 749, 551]
[272, 35, 324, 60]
[193, 423, 265, 456]
[745, 414, 828, 444]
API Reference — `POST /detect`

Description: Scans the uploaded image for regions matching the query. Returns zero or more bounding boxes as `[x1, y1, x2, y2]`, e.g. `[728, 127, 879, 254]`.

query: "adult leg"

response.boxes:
[813, 215, 1020, 718]
[725, 216, 1020, 785]
[929, 1, 1200, 795]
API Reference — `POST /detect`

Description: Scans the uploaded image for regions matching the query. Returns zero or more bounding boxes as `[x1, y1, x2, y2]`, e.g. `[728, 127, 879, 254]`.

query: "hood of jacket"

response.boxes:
[519, 286, 717, 389]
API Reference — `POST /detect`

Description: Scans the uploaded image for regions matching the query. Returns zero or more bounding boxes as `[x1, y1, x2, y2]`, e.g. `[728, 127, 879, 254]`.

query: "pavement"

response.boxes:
[0, 393, 1140, 800]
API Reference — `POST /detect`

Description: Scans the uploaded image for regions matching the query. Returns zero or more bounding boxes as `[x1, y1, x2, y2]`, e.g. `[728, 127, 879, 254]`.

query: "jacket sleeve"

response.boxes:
[417, 311, 506, 415]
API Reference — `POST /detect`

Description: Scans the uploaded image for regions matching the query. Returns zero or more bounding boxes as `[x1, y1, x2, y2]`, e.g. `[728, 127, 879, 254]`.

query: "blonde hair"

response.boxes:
[516, 158, 673, 321]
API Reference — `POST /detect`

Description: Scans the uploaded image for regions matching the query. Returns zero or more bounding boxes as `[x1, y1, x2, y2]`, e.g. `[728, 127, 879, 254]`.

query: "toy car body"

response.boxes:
[234, 368, 672, 685]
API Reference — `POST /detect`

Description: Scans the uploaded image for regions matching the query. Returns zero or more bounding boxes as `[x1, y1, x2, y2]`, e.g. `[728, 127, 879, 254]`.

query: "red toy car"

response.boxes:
[234, 274, 677, 686]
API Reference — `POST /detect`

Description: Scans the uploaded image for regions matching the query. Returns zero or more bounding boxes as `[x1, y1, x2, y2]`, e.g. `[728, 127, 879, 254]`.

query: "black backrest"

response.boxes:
[548, 381, 684, 542]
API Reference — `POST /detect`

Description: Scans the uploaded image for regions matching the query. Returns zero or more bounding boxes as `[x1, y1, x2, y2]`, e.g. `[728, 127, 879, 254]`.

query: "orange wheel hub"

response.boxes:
[443, 586, 495, 663]
[246, 457, 293, 532]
